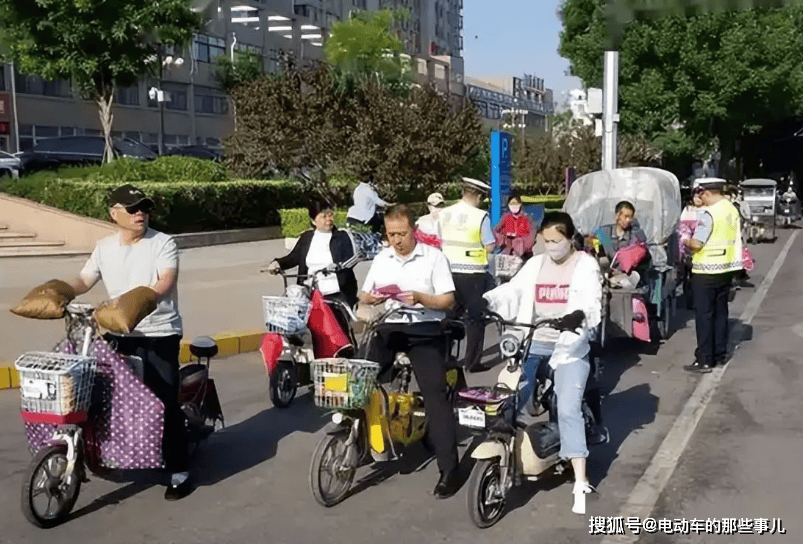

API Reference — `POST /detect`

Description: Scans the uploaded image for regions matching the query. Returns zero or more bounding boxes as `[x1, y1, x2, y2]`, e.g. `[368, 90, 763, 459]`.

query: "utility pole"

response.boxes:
[602, 51, 619, 170]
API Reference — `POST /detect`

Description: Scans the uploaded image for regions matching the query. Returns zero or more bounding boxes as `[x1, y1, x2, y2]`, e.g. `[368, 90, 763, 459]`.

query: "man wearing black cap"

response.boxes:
[683, 178, 743, 373]
[68, 184, 191, 500]
[439, 177, 495, 372]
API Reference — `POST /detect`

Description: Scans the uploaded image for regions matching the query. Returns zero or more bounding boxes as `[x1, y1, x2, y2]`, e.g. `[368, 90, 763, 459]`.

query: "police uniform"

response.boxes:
[439, 177, 493, 371]
[685, 179, 743, 373]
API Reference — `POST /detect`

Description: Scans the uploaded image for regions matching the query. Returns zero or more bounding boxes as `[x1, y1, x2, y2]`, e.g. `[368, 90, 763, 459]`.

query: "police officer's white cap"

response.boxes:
[462, 177, 490, 193]
[692, 177, 727, 191]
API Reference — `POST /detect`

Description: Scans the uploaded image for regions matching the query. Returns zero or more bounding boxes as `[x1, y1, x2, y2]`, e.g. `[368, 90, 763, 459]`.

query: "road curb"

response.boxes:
[0, 330, 265, 391]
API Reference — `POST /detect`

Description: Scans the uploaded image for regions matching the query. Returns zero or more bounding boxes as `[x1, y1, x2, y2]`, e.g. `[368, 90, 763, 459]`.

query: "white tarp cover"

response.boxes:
[563, 167, 682, 244]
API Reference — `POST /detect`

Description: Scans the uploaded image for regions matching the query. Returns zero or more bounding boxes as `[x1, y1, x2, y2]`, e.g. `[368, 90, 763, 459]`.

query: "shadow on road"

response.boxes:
[192, 393, 328, 487]
[62, 394, 328, 523]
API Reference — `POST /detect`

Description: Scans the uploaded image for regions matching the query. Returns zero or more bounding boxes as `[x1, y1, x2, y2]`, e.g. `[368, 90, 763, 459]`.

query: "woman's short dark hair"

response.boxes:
[508, 189, 522, 204]
[540, 211, 576, 239]
[384, 204, 415, 229]
[615, 200, 636, 214]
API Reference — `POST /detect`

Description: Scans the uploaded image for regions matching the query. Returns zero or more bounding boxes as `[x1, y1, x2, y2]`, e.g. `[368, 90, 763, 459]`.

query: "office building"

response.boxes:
[0, 0, 465, 154]
[465, 73, 555, 133]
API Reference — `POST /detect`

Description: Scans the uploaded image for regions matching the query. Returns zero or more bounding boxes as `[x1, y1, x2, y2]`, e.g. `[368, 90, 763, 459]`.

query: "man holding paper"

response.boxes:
[359, 204, 460, 499]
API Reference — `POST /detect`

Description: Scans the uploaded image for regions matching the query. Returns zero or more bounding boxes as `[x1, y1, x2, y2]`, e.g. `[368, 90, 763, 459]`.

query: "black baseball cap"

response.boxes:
[108, 184, 154, 209]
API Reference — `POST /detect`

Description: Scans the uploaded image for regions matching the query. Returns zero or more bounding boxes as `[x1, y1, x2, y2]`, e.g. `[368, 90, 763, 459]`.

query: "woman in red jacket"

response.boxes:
[493, 192, 536, 258]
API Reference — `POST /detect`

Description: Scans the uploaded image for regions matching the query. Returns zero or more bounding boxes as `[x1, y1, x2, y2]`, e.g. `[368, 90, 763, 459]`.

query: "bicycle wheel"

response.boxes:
[21, 445, 82, 528]
[466, 458, 507, 528]
[309, 433, 359, 507]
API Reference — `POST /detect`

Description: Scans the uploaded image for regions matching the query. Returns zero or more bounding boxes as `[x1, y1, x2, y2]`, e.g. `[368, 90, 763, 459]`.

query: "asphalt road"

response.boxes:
[0, 231, 798, 543]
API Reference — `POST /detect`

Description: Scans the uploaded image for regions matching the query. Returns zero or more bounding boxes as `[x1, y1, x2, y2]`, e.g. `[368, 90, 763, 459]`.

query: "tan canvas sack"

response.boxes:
[94, 286, 158, 334]
[10, 280, 77, 319]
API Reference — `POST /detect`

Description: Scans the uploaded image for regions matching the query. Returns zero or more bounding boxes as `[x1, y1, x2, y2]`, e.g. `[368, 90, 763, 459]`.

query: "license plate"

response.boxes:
[458, 406, 486, 428]
[324, 375, 348, 392]
[21, 378, 56, 400]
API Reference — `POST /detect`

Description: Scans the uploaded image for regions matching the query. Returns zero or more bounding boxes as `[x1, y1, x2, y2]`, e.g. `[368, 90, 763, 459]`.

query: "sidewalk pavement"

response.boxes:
[0, 238, 376, 390]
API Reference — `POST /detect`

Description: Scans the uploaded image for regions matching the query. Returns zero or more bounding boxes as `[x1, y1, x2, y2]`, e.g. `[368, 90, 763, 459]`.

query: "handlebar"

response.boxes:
[483, 311, 557, 330]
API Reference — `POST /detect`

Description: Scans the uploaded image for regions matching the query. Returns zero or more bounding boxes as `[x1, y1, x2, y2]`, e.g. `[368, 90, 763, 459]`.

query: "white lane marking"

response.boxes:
[601, 230, 799, 544]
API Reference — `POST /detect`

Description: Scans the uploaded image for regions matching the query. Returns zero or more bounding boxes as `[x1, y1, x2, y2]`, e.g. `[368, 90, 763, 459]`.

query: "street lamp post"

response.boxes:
[150, 48, 183, 155]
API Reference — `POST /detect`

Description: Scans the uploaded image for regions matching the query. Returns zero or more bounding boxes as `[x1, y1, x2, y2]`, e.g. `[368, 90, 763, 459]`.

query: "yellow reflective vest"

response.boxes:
[692, 198, 743, 274]
[439, 200, 488, 274]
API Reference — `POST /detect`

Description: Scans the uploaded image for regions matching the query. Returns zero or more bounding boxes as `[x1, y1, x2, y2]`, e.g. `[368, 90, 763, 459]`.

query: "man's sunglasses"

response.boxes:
[116, 203, 154, 215]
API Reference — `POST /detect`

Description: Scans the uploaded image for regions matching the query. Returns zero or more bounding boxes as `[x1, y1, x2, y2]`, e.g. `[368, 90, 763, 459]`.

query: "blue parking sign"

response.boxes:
[491, 130, 512, 226]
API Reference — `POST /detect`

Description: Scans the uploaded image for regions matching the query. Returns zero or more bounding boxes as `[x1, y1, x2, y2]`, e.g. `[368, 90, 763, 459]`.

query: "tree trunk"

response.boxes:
[96, 88, 116, 164]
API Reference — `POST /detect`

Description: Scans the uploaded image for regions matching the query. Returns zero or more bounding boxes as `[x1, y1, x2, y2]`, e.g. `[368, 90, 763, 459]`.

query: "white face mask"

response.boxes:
[545, 238, 572, 262]
[509, 204, 521, 214]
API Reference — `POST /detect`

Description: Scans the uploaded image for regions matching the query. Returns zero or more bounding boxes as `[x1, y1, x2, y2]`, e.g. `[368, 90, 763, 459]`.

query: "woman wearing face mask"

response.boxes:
[483, 211, 603, 514]
[493, 192, 536, 258]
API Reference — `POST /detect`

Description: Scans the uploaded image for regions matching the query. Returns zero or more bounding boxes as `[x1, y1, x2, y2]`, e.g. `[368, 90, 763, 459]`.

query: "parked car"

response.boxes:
[165, 145, 223, 161]
[0, 150, 21, 179]
[18, 136, 157, 173]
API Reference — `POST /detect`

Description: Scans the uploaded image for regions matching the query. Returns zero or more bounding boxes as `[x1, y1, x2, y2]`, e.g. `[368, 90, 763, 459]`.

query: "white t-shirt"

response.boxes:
[305, 231, 339, 295]
[80, 229, 182, 337]
[415, 213, 441, 237]
[362, 242, 455, 323]
[533, 251, 581, 344]
[347, 182, 387, 222]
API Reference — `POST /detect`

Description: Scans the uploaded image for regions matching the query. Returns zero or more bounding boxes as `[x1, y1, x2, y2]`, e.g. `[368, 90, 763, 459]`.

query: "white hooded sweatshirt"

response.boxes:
[483, 251, 603, 368]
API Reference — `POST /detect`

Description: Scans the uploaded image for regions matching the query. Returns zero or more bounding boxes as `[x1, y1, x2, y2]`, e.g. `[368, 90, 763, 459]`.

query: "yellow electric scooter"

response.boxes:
[308, 308, 465, 507]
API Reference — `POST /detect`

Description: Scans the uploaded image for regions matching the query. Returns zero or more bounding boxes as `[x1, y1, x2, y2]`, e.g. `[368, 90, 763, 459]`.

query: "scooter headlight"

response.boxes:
[332, 412, 344, 425]
[500, 332, 521, 358]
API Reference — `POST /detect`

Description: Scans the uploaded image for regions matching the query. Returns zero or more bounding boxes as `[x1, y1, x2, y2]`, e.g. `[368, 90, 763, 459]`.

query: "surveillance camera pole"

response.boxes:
[157, 47, 165, 156]
[602, 51, 619, 170]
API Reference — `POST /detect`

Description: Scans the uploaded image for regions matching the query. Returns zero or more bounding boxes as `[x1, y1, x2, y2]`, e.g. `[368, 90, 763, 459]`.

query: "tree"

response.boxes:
[325, 8, 413, 95]
[0, 0, 198, 162]
[559, 1, 803, 174]
[214, 51, 264, 94]
[224, 63, 485, 202]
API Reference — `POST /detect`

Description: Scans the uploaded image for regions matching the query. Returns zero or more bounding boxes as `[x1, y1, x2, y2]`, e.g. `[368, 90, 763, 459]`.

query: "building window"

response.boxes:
[123, 131, 141, 141]
[195, 87, 229, 115]
[193, 35, 226, 63]
[85, 128, 102, 136]
[60, 127, 76, 136]
[164, 134, 189, 146]
[115, 85, 140, 106]
[15, 74, 71, 97]
[35, 125, 59, 138]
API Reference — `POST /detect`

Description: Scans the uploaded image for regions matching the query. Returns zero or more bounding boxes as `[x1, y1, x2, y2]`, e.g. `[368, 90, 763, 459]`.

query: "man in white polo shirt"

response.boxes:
[359, 204, 460, 499]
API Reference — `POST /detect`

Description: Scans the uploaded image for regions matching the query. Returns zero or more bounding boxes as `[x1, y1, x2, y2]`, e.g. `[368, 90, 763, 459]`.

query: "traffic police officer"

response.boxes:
[439, 177, 495, 372]
[683, 178, 743, 373]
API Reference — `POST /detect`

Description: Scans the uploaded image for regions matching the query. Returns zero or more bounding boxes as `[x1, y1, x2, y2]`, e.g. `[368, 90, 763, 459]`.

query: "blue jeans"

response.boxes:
[518, 345, 590, 459]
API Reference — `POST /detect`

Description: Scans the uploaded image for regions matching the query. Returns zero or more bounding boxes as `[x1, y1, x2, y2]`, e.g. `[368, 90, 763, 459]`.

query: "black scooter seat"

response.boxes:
[189, 336, 218, 359]
[180, 364, 208, 389]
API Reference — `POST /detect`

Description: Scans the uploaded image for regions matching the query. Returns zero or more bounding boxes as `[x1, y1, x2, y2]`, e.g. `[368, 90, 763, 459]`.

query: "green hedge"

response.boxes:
[522, 195, 565, 209]
[279, 209, 350, 238]
[1, 174, 564, 235]
[20, 156, 230, 183]
[1, 178, 313, 233]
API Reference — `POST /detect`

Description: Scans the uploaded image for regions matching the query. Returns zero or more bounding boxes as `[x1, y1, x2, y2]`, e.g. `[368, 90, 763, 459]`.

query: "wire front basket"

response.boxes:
[14, 351, 97, 415]
[262, 296, 311, 336]
[494, 254, 524, 278]
[312, 358, 381, 409]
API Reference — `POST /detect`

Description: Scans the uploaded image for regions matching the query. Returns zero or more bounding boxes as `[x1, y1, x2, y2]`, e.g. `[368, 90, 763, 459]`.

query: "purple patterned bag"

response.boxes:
[24, 338, 164, 470]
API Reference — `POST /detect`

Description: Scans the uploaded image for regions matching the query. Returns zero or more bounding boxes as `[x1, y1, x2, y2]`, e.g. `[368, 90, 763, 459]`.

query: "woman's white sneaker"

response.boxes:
[571, 480, 596, 514]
